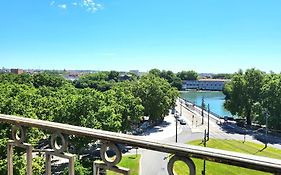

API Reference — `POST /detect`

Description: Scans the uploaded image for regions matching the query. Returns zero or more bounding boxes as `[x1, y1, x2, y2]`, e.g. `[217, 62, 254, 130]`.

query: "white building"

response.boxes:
[182, 79, 230, 91]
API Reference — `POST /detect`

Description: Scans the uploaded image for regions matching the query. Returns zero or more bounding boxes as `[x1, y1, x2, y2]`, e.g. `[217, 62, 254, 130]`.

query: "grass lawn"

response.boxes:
[174, 139, 281, 175]
[107, 154, 140, 175]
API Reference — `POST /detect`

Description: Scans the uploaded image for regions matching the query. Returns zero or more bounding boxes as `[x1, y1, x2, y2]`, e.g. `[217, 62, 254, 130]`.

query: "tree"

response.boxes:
[224, 69, 265, 125]
[0, 71, 179, 173]
[108, 70, 120, 81]
[171, 76, 183, 90]
[177, 70, 198, 80]
[148, 68, 161, 77]
[212, 73, 233, 79]
[133, 74, 178, 123]
[149, 69, 182, 90]
[32, 73, 67, 88]
[261, 74, 281, 130]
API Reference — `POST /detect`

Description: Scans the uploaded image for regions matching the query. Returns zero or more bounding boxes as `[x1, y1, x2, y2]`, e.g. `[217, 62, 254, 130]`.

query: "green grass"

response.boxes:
[107, 154, 140, 175]
[174, 139, 281, 175]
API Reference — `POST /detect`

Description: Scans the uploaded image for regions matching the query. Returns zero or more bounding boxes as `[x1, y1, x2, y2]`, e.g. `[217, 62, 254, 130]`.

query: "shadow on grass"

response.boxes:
[254, 145, 268, 154]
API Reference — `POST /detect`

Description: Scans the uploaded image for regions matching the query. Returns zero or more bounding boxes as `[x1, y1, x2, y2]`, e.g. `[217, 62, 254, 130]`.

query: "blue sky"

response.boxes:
[0, 0, 281, 73]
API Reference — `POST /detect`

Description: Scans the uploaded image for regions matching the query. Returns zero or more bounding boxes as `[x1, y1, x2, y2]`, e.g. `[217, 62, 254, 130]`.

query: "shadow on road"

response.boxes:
[140, 121, 171, 136]
[219, 122, 281, 145]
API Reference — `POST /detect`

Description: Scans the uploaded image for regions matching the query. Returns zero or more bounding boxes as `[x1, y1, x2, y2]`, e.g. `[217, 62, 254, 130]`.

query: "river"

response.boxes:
[180, 91, 232, 118]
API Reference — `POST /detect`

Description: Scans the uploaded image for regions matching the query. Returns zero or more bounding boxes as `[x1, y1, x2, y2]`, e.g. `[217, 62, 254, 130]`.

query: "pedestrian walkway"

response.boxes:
[175, 99, 281, 149]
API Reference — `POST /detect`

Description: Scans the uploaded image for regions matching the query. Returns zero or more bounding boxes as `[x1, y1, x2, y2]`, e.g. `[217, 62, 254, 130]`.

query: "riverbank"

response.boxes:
[179, 90, 232, 118]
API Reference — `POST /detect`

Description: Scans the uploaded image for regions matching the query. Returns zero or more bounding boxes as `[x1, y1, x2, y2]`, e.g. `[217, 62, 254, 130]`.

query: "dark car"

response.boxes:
[171, 108, 176, 114]
[178, 119, 186, 125]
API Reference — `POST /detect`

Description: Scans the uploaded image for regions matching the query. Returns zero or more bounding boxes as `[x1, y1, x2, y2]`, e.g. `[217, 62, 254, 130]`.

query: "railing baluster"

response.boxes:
[69, 156, 75, 175]
[7, 142, 13, 175]
[45, 153, 52, 175]
[26, 144, 33, 175]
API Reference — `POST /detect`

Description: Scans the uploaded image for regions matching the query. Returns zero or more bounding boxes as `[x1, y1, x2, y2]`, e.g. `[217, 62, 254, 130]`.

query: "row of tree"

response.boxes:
[0, 71, 178, 174]
[72, 69, 200, 91]
[149, 69, 199, 90]
[223, 68, 281, 130]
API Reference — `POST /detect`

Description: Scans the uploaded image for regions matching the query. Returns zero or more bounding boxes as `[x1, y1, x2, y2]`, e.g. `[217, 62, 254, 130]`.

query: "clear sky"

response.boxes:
[0, 0, 281, 73]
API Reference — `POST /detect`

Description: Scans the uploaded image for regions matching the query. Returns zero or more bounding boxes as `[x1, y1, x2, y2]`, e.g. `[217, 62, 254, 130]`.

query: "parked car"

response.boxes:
[178, 118, 186, 125]
[171, 108, 176, 114]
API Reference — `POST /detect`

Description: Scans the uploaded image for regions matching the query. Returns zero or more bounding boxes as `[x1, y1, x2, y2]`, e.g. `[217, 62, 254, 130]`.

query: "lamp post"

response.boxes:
[180, 100, 183, 116]
[265, 110, 269, 148]
[207, 104, 210, 141]
[175, 116, 178, 143]
[201, 97, 205, 125]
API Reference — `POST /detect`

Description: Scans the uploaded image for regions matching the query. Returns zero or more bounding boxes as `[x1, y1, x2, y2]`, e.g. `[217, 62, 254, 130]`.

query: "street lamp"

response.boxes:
[180, 100, 183, 116]
[175, 114, 178, 143]
[207, 104, 210, 141]
[201, 97, 205, 125]
[264, 109, 269, 148]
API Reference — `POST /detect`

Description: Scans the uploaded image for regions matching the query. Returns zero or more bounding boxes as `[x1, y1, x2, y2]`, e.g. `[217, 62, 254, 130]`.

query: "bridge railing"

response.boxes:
[179, 97, 223, 119]
[1, 114, 281, 175]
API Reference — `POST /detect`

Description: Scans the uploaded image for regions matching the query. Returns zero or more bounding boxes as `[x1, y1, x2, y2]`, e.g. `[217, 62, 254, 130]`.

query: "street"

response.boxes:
[133, 99, 281, 174]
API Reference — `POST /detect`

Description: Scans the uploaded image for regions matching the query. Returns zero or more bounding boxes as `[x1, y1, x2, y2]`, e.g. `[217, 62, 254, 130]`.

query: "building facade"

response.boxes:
[11, 69, 24, 74]
[182, 79, 229, 91]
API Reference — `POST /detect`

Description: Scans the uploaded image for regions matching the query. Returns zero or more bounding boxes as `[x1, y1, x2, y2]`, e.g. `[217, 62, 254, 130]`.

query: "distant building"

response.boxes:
[129, 70, 140, 76]
[182, 79, 230, 91]
[0, 67, 10, 73]
[11, 69, 24, 75]
[119, 74, 132, 81]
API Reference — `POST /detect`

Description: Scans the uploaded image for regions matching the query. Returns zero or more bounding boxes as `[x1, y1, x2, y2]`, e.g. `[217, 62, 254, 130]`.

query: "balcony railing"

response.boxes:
[1, 114, 281, 175]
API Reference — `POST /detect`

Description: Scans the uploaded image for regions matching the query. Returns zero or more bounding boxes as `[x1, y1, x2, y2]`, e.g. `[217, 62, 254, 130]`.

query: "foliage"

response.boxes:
[73, 71, 126, 91]
[149, 69, 183, 90]
[261, 73, 281, 130]
[224, 68, 281, 130]
[212, 73, 233, 79]
[134, 74, 178, 122]
[0, 71, 178, 173]
[63, 159, 91, 175]
[177, 70, 199, 80]
[32, 72, 68, 88]
[223, 69, 265, 125]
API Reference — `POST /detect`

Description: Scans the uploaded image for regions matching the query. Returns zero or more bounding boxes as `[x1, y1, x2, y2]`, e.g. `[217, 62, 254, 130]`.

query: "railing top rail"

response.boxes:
[1, 114, 281, 174]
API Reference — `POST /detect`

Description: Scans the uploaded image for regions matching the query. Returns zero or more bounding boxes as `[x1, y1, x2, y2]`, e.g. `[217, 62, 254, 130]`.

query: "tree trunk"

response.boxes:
[246, 109, 252, 126]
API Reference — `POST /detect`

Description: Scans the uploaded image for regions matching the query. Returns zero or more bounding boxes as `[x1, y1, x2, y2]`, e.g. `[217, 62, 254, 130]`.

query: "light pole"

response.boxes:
[175, 116, 178, 143]
[180, 100, 183, 116]
[207, 104, 210, 141]
[201, 97, 205, 125]
[265, 110, 269, 148]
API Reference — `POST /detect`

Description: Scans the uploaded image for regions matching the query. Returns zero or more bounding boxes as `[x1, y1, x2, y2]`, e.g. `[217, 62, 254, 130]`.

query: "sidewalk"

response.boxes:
[175, 100, 222, 134]
[175, 99, 281, 149]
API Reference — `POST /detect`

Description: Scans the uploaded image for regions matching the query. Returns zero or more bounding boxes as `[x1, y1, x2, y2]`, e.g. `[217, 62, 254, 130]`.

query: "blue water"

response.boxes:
[180, 91, 232, 117]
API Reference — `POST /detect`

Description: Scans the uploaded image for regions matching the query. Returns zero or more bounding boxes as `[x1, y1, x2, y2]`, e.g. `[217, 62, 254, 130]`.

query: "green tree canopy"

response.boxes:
[224, 68, 265, 125]
[133, 74, 178, 122]
[149, 69, 182, 90]
[177, 70, 198, 80]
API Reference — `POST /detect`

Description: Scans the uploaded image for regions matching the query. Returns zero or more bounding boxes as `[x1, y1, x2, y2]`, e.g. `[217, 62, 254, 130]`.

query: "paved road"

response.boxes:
[139, 112, 200, 175]
[138, 99, 281, 174]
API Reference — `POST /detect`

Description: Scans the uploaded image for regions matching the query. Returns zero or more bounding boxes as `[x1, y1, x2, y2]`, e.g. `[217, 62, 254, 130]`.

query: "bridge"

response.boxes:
[1, 114, 281, 175]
